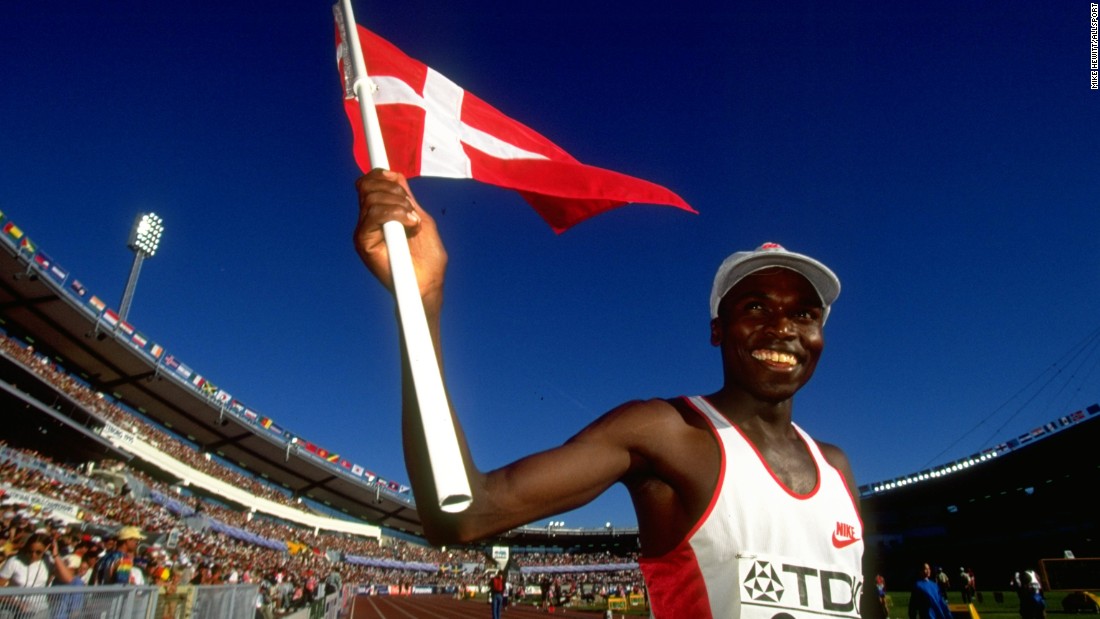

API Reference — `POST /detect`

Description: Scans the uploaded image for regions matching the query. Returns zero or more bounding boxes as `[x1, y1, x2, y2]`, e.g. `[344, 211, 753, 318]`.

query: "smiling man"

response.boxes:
[354, 169, 863, 619]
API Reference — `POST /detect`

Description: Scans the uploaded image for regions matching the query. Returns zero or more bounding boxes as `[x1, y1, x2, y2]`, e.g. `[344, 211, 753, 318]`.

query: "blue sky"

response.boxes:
[2, 1, 1098, 529]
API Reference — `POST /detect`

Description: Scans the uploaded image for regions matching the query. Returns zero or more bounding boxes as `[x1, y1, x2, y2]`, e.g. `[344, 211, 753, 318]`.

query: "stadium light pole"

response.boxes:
[547, 520, 564, 536]
[118, 212, 164, 323]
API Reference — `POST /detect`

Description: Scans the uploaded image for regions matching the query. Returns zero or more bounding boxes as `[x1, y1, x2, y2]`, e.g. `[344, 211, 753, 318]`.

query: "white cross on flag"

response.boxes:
[335, 22, 695, 233]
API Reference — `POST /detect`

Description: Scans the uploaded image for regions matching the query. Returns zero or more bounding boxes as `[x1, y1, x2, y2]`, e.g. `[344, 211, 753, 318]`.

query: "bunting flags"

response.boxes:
[100, 309, 120, 328]
[2, 222, 23, 242]
[164, 355, 193, 381]
[48, 263, 67, 283]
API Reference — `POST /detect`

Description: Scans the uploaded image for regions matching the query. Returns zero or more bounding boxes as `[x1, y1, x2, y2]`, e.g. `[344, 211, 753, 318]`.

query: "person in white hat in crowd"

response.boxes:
[90, 525, 145, 585]
[354, 170, 864, 619]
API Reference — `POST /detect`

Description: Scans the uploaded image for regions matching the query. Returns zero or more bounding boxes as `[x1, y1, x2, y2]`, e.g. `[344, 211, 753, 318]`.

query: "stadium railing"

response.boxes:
[0, 585, 158, 619]
[156, 584, 259, 619]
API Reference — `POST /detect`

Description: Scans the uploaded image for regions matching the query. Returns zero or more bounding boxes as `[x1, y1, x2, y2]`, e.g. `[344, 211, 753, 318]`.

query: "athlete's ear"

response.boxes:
[710, 317, 721, 347]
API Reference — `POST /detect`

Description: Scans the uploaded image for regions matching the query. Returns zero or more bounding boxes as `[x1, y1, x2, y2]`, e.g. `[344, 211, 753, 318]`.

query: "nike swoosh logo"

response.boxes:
[832, 533, 861, 548]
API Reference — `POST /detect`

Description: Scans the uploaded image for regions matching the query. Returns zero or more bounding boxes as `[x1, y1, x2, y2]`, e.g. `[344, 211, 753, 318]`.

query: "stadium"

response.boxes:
[0, 211, 1097, 617]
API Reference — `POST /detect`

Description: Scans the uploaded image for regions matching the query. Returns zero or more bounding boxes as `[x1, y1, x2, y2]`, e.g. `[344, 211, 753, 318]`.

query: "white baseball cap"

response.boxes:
[710, 242, 840, 323]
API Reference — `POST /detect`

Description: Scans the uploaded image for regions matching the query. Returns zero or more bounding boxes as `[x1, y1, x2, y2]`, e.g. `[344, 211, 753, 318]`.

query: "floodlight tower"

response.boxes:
[118, 212, 163, 323]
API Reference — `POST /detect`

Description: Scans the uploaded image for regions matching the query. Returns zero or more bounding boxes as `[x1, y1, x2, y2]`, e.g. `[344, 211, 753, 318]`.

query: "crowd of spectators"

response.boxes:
[1, 336, 306, 510]
[0, 331, 648, 610]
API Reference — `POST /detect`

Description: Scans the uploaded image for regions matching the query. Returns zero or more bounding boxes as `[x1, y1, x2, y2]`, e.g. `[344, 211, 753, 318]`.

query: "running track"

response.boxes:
[347, 595, 612, 619]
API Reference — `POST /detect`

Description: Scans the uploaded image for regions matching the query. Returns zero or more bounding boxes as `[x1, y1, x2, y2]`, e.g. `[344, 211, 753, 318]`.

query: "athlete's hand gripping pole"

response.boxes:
[335, 0, 472, 512]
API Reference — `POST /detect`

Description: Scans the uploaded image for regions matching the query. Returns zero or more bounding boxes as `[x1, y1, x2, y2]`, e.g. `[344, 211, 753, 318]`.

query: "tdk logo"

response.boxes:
[743, 559, 862, 617]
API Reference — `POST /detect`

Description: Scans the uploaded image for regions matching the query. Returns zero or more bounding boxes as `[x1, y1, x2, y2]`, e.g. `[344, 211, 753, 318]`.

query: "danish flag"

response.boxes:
[335, 21, 695, 233]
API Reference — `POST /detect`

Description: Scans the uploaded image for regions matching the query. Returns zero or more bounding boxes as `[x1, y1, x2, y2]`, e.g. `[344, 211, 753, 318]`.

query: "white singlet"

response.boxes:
[638, 396, 864, 619]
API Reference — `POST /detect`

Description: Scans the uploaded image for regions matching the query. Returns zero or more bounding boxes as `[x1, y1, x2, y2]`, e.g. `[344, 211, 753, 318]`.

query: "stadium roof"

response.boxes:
[0, 234, 426, 535]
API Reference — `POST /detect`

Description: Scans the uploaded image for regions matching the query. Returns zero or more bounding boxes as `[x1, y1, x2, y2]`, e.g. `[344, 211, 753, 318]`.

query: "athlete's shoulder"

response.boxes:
[813, 438, 851, 470]
[602, 397, 712, 432]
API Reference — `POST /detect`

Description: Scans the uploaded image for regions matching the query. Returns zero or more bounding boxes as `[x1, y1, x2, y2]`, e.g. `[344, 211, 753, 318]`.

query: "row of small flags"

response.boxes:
[864, 402, 1100, 495]
[922, 403, 1099, 478]
[0, 210, 409, 495]
[1001, 404, 1099, 449]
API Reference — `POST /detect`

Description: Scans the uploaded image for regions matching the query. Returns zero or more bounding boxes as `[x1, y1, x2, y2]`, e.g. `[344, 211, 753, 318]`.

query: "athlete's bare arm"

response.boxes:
[354, 170, 719, 553]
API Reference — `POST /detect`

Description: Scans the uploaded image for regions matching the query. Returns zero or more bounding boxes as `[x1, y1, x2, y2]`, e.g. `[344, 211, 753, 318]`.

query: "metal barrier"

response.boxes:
[154, 584, 259, 619]
[0, 584, 159, 619]
[308, 593, 339, 619]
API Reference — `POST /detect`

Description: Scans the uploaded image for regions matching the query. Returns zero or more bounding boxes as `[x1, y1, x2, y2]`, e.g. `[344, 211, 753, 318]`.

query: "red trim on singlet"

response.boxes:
[695, 395, 821, 500]
[678, 396, 726, 543]
[639, 541, 714, 619]
[828, 456, 864, 528]
[632, 396, 728, 618]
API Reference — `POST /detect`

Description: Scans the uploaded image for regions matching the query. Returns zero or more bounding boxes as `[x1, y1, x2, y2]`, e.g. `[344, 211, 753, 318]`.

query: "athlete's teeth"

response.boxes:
[754, 350, 796, 365]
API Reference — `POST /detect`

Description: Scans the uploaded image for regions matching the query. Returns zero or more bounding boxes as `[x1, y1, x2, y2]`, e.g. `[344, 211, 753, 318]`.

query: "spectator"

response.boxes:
[957, 567, 973, 604]
[72, 548, 100, 585]
[61, 540, 98, 576]
[875, 573, 890, 619]
[489, 571, 505, 619]
[935, 567, 950, 600]
[909, 563, 952, 619]
[0, 532, 73, 587]
[540, 576, 551, 610]
[323, 568, 342, 597]
[0, 511, 17, 541]
[0, 532, 74, 619]
[90, 526, 145, 585]
[1016, 569, 1046, 619]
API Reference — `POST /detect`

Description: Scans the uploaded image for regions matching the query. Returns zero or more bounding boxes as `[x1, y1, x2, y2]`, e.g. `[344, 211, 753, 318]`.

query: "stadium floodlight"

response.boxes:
[119, 212, 164, 323]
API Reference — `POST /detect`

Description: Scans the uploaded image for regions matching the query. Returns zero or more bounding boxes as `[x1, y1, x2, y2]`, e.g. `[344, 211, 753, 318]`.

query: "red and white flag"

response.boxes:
[335, 22, 695, 233]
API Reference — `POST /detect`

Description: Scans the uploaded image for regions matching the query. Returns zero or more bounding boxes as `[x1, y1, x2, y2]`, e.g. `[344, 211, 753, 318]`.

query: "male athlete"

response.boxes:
[354, 169, 863, 618]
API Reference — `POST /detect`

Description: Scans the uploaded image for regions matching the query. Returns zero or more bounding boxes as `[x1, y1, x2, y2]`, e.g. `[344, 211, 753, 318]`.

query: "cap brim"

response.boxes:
[711, 251, 840, 320]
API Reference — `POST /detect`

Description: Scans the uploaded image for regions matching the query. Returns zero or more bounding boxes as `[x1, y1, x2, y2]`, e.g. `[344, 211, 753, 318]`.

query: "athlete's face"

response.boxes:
[711, 268, 825, 403]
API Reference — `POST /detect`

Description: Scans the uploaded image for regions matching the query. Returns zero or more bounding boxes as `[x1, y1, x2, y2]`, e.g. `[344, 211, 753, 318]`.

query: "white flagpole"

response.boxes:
[335, 0, 472, 513]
